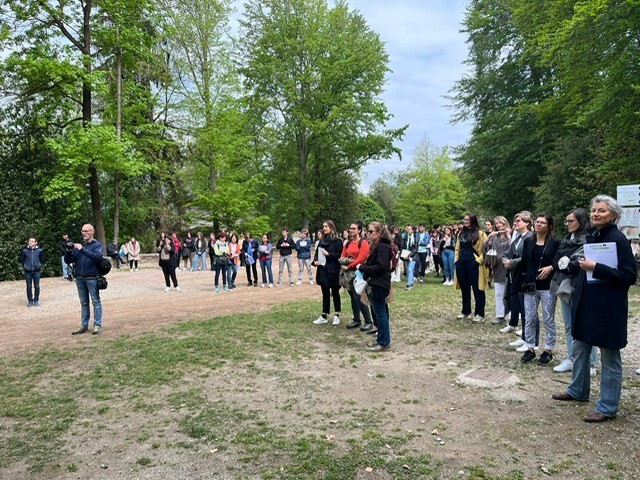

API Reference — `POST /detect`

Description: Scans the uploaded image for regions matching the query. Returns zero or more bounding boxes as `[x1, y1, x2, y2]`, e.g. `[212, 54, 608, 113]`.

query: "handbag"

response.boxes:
[353, 270, 368, 295]
[97, 276, 108, 290]
[216, 256, 227, 266]
[400, 249, 411, 260]
[484, 247, 498, 267]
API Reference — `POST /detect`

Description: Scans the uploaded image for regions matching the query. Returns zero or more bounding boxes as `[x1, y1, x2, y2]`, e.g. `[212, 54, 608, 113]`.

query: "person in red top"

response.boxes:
[170, 231, 182, 270]
[341, 221, 374, 331]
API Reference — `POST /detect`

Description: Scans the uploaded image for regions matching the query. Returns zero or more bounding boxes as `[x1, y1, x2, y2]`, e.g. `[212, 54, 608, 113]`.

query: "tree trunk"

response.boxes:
[113, 24, 122, 244]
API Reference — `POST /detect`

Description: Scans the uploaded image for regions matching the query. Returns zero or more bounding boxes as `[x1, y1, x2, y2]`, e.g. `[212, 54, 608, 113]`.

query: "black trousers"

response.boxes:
[245, 261, 258, 285]
[456, 259, 485, 317]
[161, 264, 178, 287]
[321, 285, 341, 314]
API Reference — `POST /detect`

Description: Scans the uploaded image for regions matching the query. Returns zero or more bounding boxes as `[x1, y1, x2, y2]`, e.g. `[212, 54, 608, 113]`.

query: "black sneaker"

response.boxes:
[538, 351, 553, 365]
[520, 350, 536, 363]
[360, 323, 374, 332]
[346, 321, 361, 329]
[72, 326, 88, 335]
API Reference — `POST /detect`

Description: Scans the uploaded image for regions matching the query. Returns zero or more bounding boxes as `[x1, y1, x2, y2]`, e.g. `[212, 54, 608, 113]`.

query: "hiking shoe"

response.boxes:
[472, 315, 485, 323]
[332, 315, 340, 326]
[520, 350, 536, 363]
[92, 326, 102, 335]
[538, 351, 553, 365]
[313, 316, 328, 325]
[500, 325, 517, 334]
[553, 359, 573, 373]
[72, 326, 88, 335]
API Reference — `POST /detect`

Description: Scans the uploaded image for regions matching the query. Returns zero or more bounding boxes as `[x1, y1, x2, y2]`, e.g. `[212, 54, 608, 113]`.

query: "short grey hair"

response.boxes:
[590, 194, 623, 224]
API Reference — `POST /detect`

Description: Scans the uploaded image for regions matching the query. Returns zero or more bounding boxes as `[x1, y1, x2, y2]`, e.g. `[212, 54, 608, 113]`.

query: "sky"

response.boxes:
[345, 0, 473, 190]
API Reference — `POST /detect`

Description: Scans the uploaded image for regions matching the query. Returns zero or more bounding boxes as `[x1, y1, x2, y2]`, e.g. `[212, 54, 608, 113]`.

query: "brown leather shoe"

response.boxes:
[583, 410, 614, 423]
[551, 391, 588, 402]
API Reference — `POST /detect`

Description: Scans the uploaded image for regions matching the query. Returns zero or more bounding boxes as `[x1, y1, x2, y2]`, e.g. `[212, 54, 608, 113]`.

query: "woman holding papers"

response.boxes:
[312, 220, 343, 325]
[552, 195, 637, 422]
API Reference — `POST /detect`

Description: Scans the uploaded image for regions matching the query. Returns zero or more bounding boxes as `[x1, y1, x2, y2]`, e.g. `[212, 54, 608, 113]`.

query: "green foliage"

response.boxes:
[357, 193, 385, 226]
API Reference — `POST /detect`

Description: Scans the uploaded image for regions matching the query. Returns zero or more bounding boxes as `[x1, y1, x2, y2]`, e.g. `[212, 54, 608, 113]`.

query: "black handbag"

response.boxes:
[97, 276, 108, 290]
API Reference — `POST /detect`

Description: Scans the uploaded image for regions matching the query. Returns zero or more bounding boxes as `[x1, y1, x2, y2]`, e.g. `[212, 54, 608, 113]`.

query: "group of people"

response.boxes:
[18, 193, 638, 421]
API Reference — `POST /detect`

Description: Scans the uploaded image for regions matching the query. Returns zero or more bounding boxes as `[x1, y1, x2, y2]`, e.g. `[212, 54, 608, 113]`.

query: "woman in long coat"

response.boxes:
[552, 195, 637, 422]
[312, 220, 343, 325]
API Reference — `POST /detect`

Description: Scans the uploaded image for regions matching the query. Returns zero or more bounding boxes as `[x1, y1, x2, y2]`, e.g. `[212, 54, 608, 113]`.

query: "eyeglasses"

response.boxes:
[534, 221, 547, 225]
[81, 230, 92, 233]
[564, 219, 576, 224]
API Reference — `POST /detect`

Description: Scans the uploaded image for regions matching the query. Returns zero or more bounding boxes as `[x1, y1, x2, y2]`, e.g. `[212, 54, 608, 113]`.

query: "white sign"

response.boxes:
[617, 184, 640, 207]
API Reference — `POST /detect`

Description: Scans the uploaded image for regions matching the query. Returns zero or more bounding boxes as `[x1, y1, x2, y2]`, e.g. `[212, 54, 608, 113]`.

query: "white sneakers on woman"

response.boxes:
[313, 315, 340, 325]
[499, 325, 517, 334]
[553, 359, 573, 372]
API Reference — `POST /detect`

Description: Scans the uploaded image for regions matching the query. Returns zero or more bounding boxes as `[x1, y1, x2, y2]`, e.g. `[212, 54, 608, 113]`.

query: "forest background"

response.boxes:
[1, 0, 639, 281]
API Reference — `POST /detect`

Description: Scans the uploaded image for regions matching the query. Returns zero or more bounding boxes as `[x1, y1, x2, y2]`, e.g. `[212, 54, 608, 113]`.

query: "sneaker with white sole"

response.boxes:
[516, 344, 538, 353]
[332, 315, 340, 326]
[164, 287, 170, 292]
[268, 283, 274, 288]
[175, 286, 181, 292]
[472, 315, 485, 323]
[515, 329, 522, 336]
[295, 281, 302, 286]
[636, 368, 640, 375]
[509, 338, 525, 347]
[553, 359, 574, 373]
[456, 313, 470, 320]
[309, 280, 315, 285]
[313, 316, 328, 325]
[499, 325, 517, 334]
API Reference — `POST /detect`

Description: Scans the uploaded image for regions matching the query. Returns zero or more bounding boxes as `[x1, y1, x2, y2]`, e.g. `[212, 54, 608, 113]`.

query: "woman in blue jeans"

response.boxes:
[440, 226, 455, 286]
[357, 222, 392, 352]
[552, 195, 637, 422]
[258, 234, 274, 287]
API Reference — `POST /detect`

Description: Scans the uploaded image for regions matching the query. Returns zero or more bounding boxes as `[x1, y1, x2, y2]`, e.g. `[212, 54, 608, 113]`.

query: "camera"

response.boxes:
[64, 239, 75, 251]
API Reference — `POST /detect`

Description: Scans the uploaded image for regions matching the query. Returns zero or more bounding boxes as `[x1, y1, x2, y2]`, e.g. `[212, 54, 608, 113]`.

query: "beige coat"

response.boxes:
[453, 230, 489, 291]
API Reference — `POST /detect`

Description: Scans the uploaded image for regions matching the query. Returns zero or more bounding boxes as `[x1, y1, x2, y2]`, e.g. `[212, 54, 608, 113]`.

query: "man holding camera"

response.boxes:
[65, 224, 105, 335]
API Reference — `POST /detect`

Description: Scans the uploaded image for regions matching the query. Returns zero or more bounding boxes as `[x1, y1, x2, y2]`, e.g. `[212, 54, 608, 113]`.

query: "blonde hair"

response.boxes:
[516, 211, 534, 230]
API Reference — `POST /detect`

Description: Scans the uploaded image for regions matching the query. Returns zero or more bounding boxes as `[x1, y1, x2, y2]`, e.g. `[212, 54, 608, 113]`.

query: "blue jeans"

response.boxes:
[404, 259, 416, 286]
[227, 264, 238, 286]
[61, 256, 70, 278]
[192, 252, 206, 270]
[76, 277, 102, 327]
[567, 339, 622, 417]
[25, 270, 41, 302]
[368, 286, 390, 346]
[560, 300, 598, 365]
[441, 249, 455, 279]
[260, 259, 274, 285]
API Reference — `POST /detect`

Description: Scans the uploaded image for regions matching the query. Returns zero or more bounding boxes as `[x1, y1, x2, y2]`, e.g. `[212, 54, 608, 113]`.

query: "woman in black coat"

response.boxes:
[312, 220, 343, 325]
[552, 195, 637, 422]
[157, 236, 180, 292]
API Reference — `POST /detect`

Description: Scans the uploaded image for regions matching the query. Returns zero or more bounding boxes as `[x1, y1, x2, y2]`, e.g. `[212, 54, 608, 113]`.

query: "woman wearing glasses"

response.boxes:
[552, 195, 637, 422]
[551, 209, 597, 374]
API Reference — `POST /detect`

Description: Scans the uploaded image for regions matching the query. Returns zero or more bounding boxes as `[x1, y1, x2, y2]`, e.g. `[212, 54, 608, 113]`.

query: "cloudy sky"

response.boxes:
[345, 0, 473, 190]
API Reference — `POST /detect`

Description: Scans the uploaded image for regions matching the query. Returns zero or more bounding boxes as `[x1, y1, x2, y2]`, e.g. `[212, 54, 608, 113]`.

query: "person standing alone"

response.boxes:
[66, 224, 105, 335]
[20, 237, 44, 307]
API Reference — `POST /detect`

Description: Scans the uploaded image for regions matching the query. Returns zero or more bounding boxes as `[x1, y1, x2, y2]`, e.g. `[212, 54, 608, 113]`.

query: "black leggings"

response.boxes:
[129, 260, 139, 269]
[321, 285, 341, 314]
[245, 261, 258, 285]
[161, 264, 178, 287]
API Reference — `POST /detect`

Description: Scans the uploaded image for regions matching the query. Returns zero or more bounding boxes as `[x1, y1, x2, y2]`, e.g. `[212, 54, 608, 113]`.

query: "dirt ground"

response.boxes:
[2, 263, 640, 479]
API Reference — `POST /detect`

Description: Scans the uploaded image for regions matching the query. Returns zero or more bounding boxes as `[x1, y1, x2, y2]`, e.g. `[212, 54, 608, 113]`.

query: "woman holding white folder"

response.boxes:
[552, 195, 637, 422]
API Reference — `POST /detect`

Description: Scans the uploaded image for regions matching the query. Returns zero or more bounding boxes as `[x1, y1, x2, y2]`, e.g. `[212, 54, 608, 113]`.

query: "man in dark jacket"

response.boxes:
[65, 224, 105, 335]
[276, 228, 295, 286]
[242, 232, 260, 286]
[20, 237, 44, 307]
[107, 239, 122, 268]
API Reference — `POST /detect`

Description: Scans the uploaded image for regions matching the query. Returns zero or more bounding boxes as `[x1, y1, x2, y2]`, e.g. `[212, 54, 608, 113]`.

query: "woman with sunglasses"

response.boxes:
[356, 222, 392, 352]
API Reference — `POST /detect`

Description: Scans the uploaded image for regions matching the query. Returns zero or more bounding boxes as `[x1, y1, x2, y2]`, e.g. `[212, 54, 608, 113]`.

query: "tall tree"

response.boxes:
[239, 0, 406, 230]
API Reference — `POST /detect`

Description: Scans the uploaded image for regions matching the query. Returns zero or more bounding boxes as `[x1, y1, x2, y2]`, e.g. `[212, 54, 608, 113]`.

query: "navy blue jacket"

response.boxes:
[65, 240, 104, 277]
[21, 246, 44, 272]
[572, 223, 637, 349]
[295, 238, 312, 259]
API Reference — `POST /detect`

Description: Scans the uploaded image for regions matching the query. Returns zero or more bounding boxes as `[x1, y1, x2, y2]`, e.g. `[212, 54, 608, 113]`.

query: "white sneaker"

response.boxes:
[313, 316, 328, 325]
[515, 329, 522, 336]
[553, 359, 573, 373]
[447, 280, 454, 286]
[275, 283, 281, 287]
[268, 283, 274, 288]
[636, 368, 640, 375]
[509, 338, 525, 347]
[456, 313, 470, 320]
[164, 287, 170, 292]
[332, 315, 340, 326]
[175, 286, 181, 292]
[516, 345, 538, 352]
[590, 367, 597, 377]
[295, 281, 302, 286]
[472, 315, 485, 323]
[499, 325, 517, 334]
[260, 283, 266, 288]
[309, 280, 315, 285]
